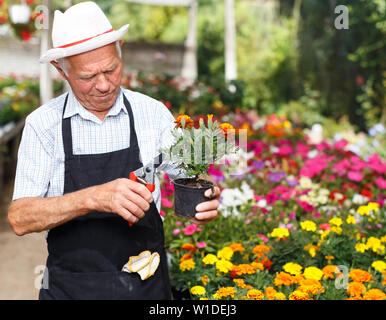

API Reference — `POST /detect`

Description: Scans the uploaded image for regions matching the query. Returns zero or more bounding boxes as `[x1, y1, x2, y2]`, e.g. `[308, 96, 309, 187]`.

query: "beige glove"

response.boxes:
[122, 251, 160, 280]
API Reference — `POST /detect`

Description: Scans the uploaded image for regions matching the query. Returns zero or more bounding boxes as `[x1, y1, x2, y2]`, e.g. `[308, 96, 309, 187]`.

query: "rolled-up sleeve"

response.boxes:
[12, 120, 53, 200]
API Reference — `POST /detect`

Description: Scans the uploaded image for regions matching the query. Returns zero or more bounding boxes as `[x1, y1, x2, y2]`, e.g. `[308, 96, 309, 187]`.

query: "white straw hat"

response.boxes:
[39, 1, 129, 63]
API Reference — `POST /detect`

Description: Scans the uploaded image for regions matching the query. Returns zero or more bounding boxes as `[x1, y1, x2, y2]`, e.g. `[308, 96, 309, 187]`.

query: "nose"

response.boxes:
[95, 73, 110, 93]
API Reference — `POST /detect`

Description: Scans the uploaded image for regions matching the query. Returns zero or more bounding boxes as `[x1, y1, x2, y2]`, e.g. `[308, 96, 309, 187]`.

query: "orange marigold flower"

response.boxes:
[252, 244, 271, 257]
[233, 278, 252, 289]
[201, 275, 209, 286]
[264, 287, 278, 300]
[298, 279, 325, 296]
[322, 265, 337, 280]
[215, 287, 237, 299]
[250, 261, 264, 271]
[325, 256, 335, 261]
[349, 269, 374, 283]
[230, 264, 256, 278]
[180, 243, 196, 252]
[274, 272, 294, 286]
[175, 115, 194, 128]
[259, 257, 272, 270]
[363, 288, 386, 300]
[180, 253, 193, 262]
[347, 281, 366, 297]
[292, 274, 305, 285]
[229, 243, 246, 252]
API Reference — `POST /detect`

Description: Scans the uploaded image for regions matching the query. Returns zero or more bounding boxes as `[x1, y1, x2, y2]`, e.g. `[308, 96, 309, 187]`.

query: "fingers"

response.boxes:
[192, 186, 221, 224]
[109, 178, 154, 222]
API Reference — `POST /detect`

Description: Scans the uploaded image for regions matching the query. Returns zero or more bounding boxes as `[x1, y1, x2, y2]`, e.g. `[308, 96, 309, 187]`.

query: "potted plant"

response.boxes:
[160, 114, 239, 218]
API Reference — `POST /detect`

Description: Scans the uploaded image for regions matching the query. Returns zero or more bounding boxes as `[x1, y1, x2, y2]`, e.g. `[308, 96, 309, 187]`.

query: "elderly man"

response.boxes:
[7, 2, 219, 300]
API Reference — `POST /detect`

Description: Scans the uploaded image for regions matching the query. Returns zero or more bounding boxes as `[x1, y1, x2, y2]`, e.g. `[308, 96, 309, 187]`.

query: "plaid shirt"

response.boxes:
[13, 87, 183, 213]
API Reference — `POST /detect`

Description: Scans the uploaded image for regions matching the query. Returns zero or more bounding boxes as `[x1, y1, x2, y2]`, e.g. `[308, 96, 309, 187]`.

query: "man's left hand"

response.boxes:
[192, 186, 220, 225]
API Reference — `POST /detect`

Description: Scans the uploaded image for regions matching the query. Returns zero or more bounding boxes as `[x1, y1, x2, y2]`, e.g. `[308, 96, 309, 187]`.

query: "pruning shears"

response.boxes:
[129, 154, 163, 193]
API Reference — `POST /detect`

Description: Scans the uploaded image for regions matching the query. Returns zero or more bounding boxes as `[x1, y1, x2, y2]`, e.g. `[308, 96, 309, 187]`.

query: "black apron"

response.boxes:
[39, 93, 171, 300]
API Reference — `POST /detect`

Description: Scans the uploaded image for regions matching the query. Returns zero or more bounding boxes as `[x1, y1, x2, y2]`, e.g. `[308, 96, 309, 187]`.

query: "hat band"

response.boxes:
[55, 28, 114, 49]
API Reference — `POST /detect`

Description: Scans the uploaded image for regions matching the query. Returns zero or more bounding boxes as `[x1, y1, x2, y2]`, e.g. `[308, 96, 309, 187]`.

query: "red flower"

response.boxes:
[361, 189, 372, 200]
[319, 223, 331, 231]
[0, 16, 6, 24]
[329, 190, 347, 204]
[20, 30, 32, 42]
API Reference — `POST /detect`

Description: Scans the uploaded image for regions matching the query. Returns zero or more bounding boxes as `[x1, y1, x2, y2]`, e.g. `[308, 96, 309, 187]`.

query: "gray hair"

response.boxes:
[56, 41, 122, 77]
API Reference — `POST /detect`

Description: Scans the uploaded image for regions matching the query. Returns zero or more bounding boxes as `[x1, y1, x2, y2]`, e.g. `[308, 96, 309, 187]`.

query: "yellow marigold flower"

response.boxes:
[203, 254, 218, 265]
[357, 205, 370, 216]
[274, 292, 286, 300]
[233, 278, 251, 289]
[229, 243, 246, 252]
[346, 215, 356, 224]
[347, 281, 366, 297]
[179, 258, 195, 271]
[322, 265, 337, 279]
[372, 260, 386, 273]
[300, 220, 317, 232]
[367, 202, 380, 212]
[330, 226, 342, 235]
[329, 217, 343, 227]
[190, 286, 206, 296]
[289, 290, 310, 300]
[274, 272, 294, 286]
[246, 289, 264, 300]
[12, 104, 20, 112]
[355, 243, 368, 253]
[349, 269, 374, 283]
[303, 266, 324, 281]
[270, 227, 290, 239]
[215, 259, 233, 274]
[215, 287, 237, 299]
[201, 275, 209, 285]
[217, 247, 234, 260]
[366, 237, 385, 254]
[283, 262, 303, 276]
[381, 235, 386, 243]
[363, 288, 386, 300]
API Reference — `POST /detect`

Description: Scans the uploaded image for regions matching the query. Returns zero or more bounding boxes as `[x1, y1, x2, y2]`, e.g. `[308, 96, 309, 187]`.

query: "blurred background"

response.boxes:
[0, 0, 385, 299]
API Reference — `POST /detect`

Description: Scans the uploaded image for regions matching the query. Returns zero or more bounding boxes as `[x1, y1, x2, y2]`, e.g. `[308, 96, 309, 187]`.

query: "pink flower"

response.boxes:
[161, 198, 173, 208]
[375, 177, 386, 189]
[319, 223, 331, 231]
[347, 171, 364, 182]
[176, 221, 182, 227]
[334, 139, 349, 150]
[182, 224, 201, 236]
[298, 200, 315, 213]
[173, 229, 180, 235]
[368, 153, 386, 174]
[257, 234, 268, 243]
[197, 242, 207, 249]
[160, 210, 166, 217]
[289, 211, 296, 220]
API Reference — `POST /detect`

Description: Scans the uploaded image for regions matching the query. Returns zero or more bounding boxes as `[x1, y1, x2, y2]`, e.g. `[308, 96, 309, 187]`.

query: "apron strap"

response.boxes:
[62, 91, 139, 158]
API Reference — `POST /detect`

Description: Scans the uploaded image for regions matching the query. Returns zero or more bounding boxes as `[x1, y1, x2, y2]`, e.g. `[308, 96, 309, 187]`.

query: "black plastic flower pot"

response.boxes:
[172, 178, 215, 218]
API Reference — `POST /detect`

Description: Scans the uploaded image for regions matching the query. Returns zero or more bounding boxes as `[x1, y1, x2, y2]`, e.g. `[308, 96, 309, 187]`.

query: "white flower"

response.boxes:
[299, 177, 313, 189]
[218, 182, 254, 218]
[352, 194, 368, 205]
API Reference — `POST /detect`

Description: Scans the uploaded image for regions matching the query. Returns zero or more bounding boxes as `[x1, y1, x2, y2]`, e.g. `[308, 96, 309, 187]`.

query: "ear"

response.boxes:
[50, 60, 68, 80]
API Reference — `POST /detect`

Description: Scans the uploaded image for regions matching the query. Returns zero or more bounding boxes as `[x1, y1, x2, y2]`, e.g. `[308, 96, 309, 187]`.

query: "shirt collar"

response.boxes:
[63, 87, 127, 123]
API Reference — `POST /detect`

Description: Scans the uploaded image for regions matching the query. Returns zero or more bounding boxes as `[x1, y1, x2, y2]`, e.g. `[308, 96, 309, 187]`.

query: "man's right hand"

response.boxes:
[92, 178, 154, 224]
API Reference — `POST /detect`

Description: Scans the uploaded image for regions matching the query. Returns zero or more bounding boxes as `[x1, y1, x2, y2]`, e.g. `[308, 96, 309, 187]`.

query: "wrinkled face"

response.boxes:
[52, 42, 123, 119]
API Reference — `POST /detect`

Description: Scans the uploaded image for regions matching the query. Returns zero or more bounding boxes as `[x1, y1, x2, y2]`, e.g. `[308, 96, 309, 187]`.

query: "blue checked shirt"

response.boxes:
[12, 87, 184, 213]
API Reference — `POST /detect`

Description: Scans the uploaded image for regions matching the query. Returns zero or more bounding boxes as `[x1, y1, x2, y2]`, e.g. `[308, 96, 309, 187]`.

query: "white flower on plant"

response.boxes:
[307, 149, 318, 159]
[218, 181, 254, 218]
[352, 194, 369, 205]
[299, 177, 313, 189]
